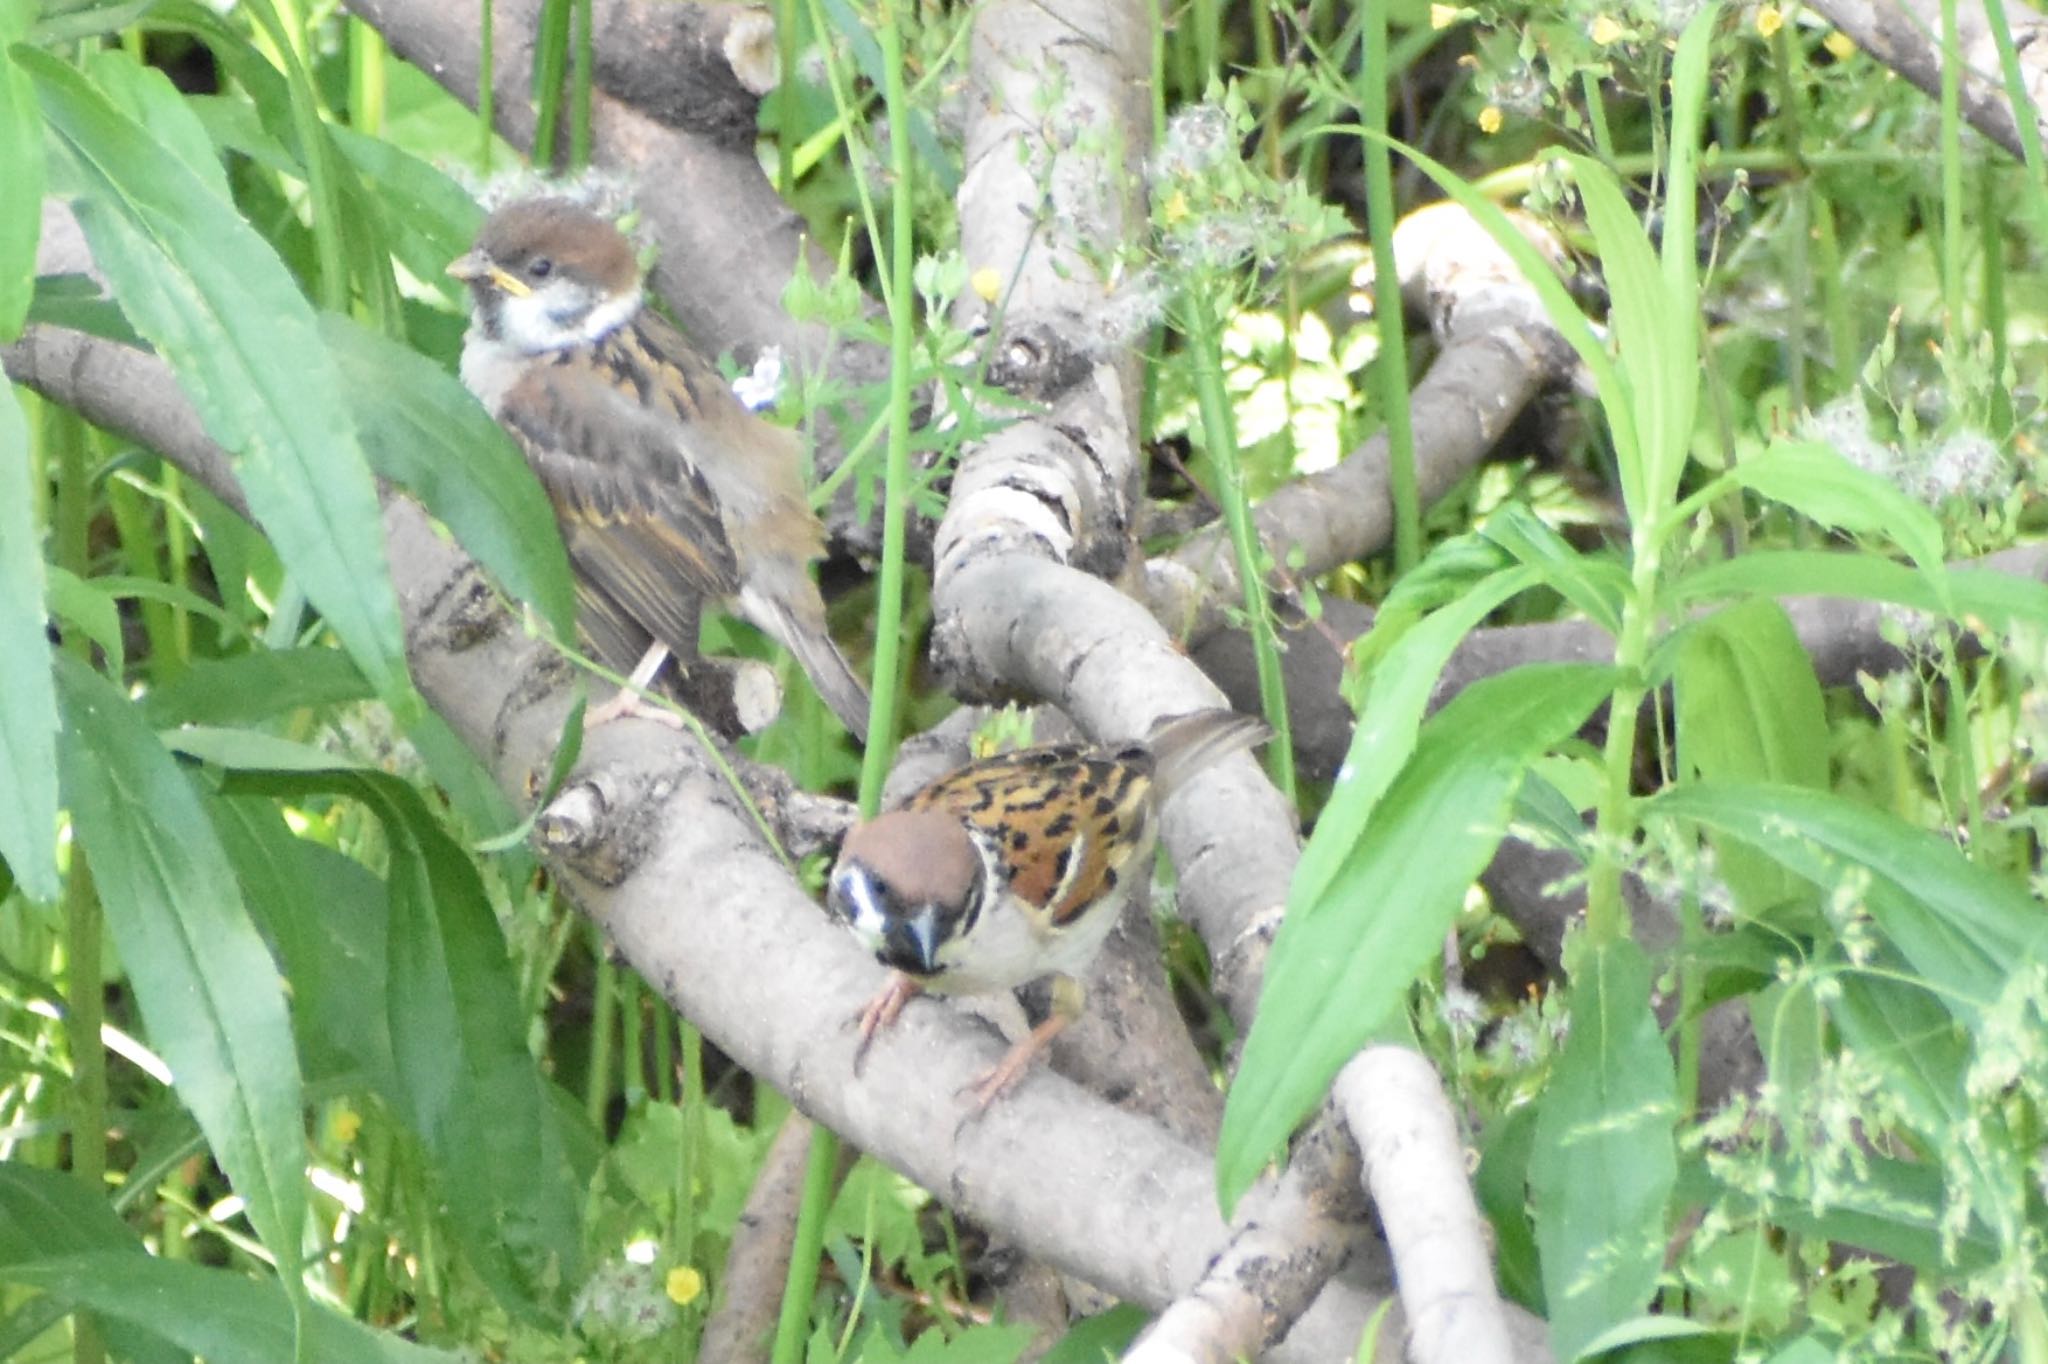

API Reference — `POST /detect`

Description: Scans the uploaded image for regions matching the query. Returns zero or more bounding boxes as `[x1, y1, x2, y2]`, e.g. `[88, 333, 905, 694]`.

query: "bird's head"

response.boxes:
[448, 198, 642, 353]
[827, 810, 987, 979]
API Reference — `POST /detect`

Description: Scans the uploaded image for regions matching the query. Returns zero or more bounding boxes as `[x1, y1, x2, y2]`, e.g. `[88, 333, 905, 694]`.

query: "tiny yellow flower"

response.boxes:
[1755, 4, 1784, 36]
[329, 1106, 362, 1144]
[1478, 105, 1503, 134]
[1161, 188, 1191, 225]
[1590, 14, 1625, 44]
[970, 267, 1003, 302]
[666, 1265, 704, 1306]
[1824, 28, 1856, 58]
[1429, 3, 1462, 29]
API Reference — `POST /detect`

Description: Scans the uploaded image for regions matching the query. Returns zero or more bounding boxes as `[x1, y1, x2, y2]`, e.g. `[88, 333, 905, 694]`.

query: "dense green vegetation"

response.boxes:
[4, 0, 2048, 1360]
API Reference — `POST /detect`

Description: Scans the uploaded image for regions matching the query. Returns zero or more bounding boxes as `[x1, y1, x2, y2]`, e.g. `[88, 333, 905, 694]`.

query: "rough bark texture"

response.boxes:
[1806, 0, 2048, 162]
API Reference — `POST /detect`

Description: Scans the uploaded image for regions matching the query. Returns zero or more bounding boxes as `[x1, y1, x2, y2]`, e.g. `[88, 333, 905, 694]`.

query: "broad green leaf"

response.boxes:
[1673, 548, 2048, 631]
[1832, 974, 2023, 1248]
[1732, 440, 1948, 592]
[1042, 1305, 1150, 1362]
[208, 794, 398, 1092]
[0, 36, 43, 341]
[329, 125, 483, 305]
[0, 1166, 184, 1364]
[1219, 662, 1616, 1211]
[1530, 937, 1677, 1361]
[1294, 563, 1541, 911]
[54, 657, 308, 1288]
[1647, 781, 2044, 1013]
[24, 50, 410, 700]
[172, 729, 583, 1316]
[321, 312, 578, 640]
[81, 47, 228, 200]
[1735, 1149, 1998, 1274]
[0, 382, 60, 900]
[143, 646, 373, 727]
[2, 1252, 464, 1364]
[0, 1164, 139, 1262]
[1480, 503, 1626, 634]
[1673, 600, 1827, 923]
[26, 271, 142, 345]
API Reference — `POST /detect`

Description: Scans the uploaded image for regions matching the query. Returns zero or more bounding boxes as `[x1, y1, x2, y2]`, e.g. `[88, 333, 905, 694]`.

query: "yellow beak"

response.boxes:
[446, 251, 533, 298]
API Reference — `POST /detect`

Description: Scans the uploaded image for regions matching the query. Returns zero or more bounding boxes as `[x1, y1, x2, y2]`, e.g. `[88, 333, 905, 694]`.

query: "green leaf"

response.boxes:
[174, 730, 584, 1316]
[1529, 937, 1677, 1362]
[0, 1164, 141, 1262]
[320, 312, 577, 640]
[0, 382, 60, 901]
[1672, 548, 2048, 631]
[1569, 150, 1671, 520]
[208, 794, 398, 1092]
[1673, 600, 1827, 923]
[23, 49, 410, 699]
[1480, 503, 1626, 635]
[2, 1252, 464, 1364]
[1731, 440, 1949, 590]
[1646, 781, 2044, 1013]
[1218, 662, 1616, 1212]
[1042, 1305, 1150, 1363]
[1475, 1103, 1545, 1313]
[1294, 563, 1541, 911]
[80, 47, 229, 200]
[54, 656, 309, 1288]
[44, 565, 125, 677]
[143, 647, 373, 727]
[0, 38, 43, 342]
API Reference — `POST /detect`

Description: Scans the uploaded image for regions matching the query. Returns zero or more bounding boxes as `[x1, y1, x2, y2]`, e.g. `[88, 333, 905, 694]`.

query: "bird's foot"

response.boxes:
[852, 973, 921, 1076]
[962, 1011, 1071, 1111]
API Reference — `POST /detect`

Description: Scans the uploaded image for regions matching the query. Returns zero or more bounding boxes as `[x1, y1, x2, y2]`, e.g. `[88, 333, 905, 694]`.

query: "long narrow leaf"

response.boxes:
[0, 32, 43, 341]
[1218, 662, 1617, 1211]
[24, 50, 409, 699]
[55, 657, 308, 1287]
[0, 382, 60, 901]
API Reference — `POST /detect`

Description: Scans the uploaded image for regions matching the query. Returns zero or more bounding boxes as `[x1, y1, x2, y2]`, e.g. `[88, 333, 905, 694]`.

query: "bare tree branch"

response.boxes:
[1805, 0, 2048, 163]
[1335, 1050, 1516, 1364]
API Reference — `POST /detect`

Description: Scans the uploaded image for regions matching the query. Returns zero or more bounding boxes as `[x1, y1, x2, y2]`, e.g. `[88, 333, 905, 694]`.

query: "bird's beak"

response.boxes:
[446, 251, 532, 298]
[904, 907, 942, 975]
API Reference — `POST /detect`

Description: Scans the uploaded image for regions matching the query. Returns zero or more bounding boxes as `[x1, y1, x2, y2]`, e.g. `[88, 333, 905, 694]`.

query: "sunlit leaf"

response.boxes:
[55, 657, 308, 1287]
[1530, 937, 1677, 1361]
[0, 30, 43, 341]
[0, 382, 60, 901]
[1218, 662, 1615, 1212]
[24, 49, 410, 699]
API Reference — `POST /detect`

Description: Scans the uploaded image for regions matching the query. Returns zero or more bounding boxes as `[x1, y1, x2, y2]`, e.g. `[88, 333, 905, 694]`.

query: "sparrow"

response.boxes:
[826, 708, 1270, 1106]
[447, 197, 870, 740]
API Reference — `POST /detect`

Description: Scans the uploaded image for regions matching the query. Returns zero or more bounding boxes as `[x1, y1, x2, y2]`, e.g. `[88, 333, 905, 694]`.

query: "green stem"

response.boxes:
[1186, 291, 1296, 803]
[532, 0, 572, 171]
[65, 854, 106, 1364]
[773, 0, 922, 1354]
[478, 0, 496, 171]
[585, 932, 617, 1128]
[1585, 553, 1658, 944]
[570, 0, 593, 169]
[775, 0, 801, 196]
[1361, 0, 1418, 575]
[1937, 0, 1966, 344]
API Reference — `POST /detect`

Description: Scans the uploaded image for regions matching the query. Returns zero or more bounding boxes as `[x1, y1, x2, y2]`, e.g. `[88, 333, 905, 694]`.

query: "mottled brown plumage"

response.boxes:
[450, 198, 869, 738]
[827, 709, 1270, 1106]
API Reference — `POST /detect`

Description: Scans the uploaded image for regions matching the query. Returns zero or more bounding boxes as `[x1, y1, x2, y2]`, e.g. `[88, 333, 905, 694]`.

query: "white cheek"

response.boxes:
[833, 871, 891, 951]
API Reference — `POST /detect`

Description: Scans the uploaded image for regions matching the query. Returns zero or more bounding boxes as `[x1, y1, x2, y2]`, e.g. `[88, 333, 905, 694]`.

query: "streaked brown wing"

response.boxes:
[499, 351, 742, 662]
[909, 746, 1155, 926]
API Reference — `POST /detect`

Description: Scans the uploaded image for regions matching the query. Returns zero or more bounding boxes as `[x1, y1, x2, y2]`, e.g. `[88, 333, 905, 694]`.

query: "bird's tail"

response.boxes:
[1145, 708, 1272, 802]
[742, 585, 872, 742]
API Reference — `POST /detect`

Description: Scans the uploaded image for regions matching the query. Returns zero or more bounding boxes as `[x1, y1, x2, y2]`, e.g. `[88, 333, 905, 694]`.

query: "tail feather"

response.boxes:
[742, 585, 871, 742]
[1145, 708, 1272, 801]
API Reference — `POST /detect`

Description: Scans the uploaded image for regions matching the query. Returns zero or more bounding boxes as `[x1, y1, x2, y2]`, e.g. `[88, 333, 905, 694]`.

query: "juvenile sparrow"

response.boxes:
[827, 709, 1270, 1106]
[447, 197, 870, 739]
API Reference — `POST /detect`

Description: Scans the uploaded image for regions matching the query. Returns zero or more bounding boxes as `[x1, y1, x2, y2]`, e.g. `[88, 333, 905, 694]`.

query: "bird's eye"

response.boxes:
[526, 257, 554, 280]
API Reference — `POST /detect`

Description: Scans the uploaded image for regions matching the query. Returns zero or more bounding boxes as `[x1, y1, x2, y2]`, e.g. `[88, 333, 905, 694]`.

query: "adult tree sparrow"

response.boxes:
[448, 197, 870, 739]
[827, 709, 1270, 1106]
